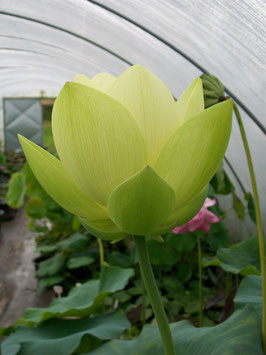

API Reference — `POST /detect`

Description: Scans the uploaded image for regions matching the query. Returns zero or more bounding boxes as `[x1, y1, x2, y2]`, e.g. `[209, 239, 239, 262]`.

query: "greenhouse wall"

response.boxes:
[0, 0, 265, 234]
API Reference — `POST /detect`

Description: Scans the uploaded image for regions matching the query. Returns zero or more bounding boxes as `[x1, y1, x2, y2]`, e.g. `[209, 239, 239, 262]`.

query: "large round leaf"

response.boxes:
[1, 312, 130, 355]
[234, 275, 262, 317]
[90, 306, 262, 354]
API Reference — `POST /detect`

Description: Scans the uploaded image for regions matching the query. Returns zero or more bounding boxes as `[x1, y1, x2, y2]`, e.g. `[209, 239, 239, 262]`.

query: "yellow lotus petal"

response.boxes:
[18, 135, 108, 220]
[74, 73, 116, 93]
[176, 77, 204, 126]
[107, 65, 177, 165]
[79, 217, 127, 241]
[52, 82, 147, 205]
[155, 100, 233, 207]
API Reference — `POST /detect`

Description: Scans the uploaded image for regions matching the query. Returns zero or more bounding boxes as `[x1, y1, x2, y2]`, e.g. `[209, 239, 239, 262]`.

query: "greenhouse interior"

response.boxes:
[0, 1, 265, 354]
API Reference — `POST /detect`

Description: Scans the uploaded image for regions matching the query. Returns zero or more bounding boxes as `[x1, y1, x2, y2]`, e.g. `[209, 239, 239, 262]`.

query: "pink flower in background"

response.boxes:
[173, 198, 220, 234]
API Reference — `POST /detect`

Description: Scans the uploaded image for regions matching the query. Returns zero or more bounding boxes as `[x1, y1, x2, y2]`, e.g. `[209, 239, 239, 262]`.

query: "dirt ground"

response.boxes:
[0, 208, 53, 327]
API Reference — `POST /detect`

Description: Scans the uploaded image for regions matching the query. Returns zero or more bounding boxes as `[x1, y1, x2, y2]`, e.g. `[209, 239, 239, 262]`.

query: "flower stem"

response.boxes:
[97, 238, 104, 264]
[141, 276, 146, 326]
[134, 235, 176, 355]
[197, 234, 203, 327]
[233, 102, 266, 352]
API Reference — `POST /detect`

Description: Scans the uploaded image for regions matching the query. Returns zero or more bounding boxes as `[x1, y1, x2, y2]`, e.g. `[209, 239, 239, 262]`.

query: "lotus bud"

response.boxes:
[200, 73, 225, 108]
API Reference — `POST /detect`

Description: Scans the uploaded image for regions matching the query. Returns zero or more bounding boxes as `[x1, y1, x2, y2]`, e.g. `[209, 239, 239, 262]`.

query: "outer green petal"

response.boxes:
[74, 73, 116, 93]
[107, 166, 176, 236]
[155, 100, 233, 207]
[149, 221, 178, 237]
[176, 77, 204, 126]
[79, 217, 127, 241]
[107, 65, 177, 165]
[52, 82, 147, 205]
[150, 185, 208, 236]
[18, 135, 107, 220]
[166, 185, 208, 226]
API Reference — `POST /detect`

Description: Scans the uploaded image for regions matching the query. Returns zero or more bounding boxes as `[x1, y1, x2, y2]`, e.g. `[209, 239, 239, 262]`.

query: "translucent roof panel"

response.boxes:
[0, 0, 265, 232]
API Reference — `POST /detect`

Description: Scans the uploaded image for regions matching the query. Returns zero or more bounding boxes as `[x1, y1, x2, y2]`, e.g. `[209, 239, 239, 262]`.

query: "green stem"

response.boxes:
[197, 234, 203, 327]
[134, 235, 176, 355]
[141, 276, 146, 326]
[233, 102, 266, 352]
[97, 238, 104, 264]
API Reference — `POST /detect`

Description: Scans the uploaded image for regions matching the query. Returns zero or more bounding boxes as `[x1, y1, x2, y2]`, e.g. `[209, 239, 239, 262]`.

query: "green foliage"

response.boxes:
[210, 162, 233, 195]
[0, 147, 6, 166]
[57, 232, 89, 252]
[24, 263, 134, 324]
[147, 235, 181, 265]
[232, 191, 245, 221]
[244, 192, 256, 223]
[34, 232, 93, 291]
[6, 172, 26, 208]
[38, 275, 65, 290]
[210, 162, 248, 223]
[37, 253, 66, 278]
[234, 275, 262, 317]
[3, 147, 262, 354]
[90, 306, 262, 355]
[203, 236, 262, 276]
[1, 312, 130, 355]
[67, 255, 94, 269]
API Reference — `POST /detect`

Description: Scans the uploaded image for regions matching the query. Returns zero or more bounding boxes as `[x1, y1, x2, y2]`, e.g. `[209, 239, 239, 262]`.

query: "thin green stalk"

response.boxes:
[233, 102, 266, 352]
[134, 235, 176, 355]
[141, 276, 146, 326]
[197, 234, 203, 327]
[97, 238, 104, 264]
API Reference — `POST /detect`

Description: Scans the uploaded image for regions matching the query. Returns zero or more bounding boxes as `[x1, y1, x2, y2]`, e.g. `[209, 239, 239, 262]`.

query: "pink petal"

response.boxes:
[204, 198, 216, 208]
[173, 225, 189, 234]
[188, 219, 203, 231]
[206, 211, 220, 223]
[200, 223, 210, 233]
[172, 197, 220, 235]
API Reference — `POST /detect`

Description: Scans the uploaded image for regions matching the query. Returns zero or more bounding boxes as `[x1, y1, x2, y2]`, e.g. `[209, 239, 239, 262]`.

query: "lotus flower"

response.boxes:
[173, 198, 220, 234]
[19, 65, 232, 241]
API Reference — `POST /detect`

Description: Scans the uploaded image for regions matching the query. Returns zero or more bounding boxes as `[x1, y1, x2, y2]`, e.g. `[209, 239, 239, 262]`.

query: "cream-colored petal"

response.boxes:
[74, 73, 116, 93]
[18, 135, 108, 221]
[155, 100, 233, 207]
[52, 82, 147, 205]
[107, 65, 177, 165]
[176, 77, 204, 126]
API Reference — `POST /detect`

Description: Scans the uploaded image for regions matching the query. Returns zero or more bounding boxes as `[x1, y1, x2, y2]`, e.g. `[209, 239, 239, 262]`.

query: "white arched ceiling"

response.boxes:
[0, 0, 265, 233]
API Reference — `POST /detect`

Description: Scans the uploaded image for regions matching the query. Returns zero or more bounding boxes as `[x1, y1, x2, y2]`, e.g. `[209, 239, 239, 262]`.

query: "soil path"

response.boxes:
[0, 208, 53, 327]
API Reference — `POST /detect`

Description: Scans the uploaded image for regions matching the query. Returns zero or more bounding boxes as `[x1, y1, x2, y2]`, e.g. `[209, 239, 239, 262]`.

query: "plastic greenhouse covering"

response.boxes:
[0, 0, 265, 234]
